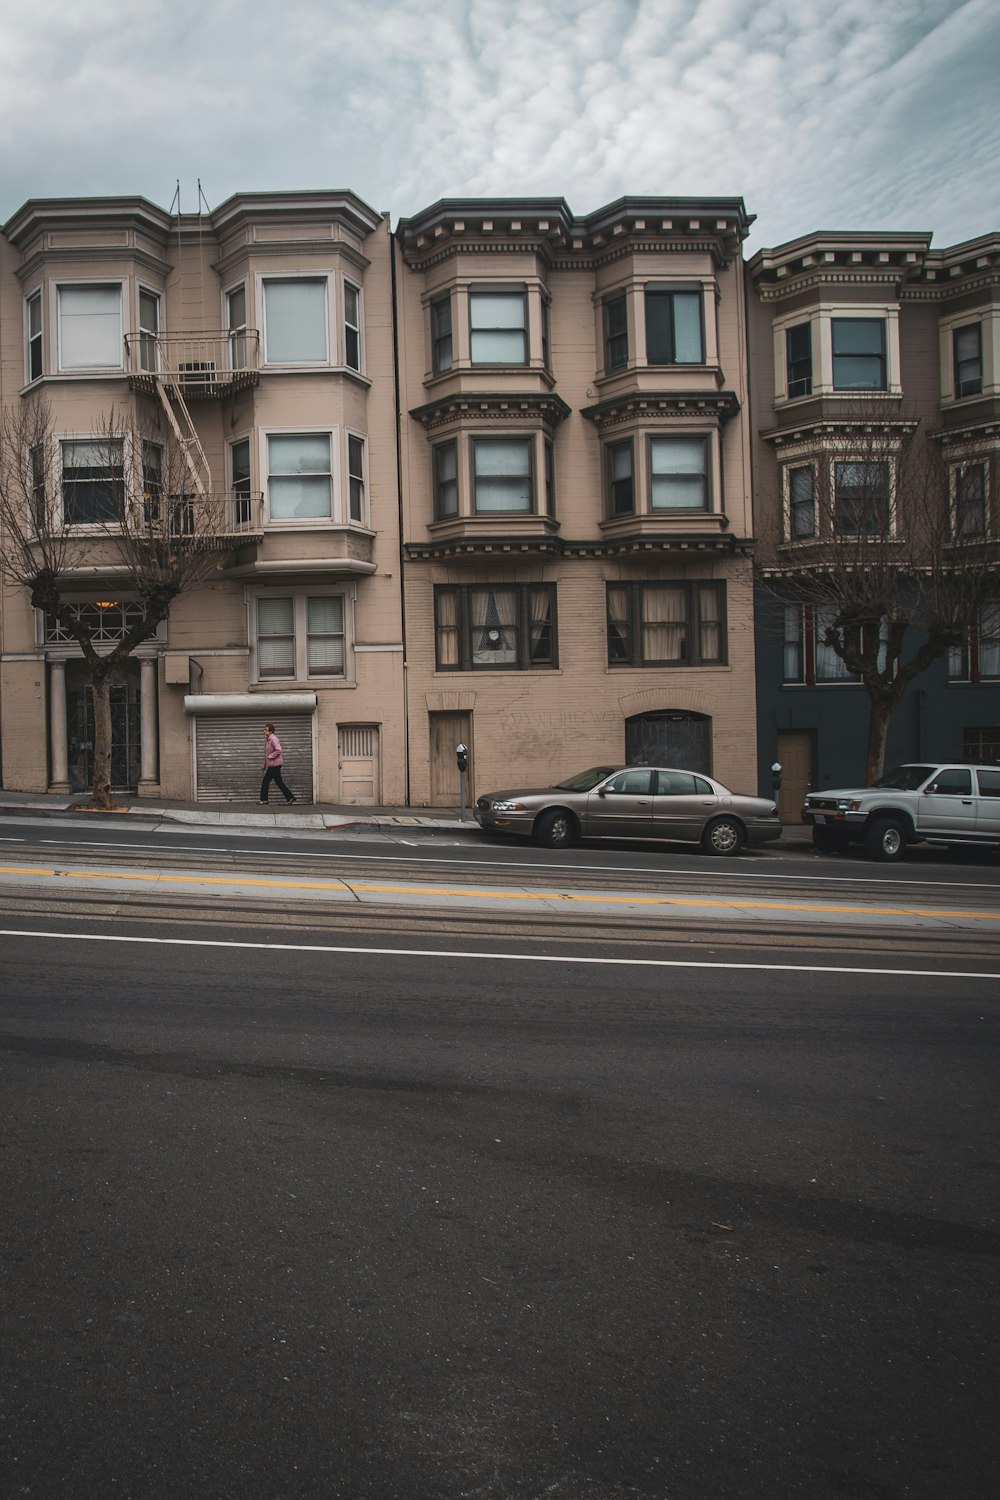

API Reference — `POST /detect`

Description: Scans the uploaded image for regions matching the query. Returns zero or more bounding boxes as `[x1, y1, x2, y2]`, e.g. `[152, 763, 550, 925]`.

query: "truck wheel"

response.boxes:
[865, 817, 906, 862]
[702, 816, 745, 856]
[534, 809, 577, 848]
[812, 826, 849, 854]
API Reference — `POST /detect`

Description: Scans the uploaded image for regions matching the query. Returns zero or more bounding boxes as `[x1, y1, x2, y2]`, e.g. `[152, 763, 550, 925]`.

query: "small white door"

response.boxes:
[338, 725, 380, 805]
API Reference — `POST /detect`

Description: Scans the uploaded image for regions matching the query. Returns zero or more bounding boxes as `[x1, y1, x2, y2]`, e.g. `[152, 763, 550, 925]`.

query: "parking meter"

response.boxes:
[456, 743, 469, 821]
[771, 761, 782, 797]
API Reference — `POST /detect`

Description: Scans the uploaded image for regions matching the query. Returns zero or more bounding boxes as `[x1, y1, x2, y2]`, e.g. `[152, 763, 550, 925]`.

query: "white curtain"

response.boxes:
[268, 434, 331, 519]
[472, 588, 517, 664]
[59, 285, 122, 369]
[264, 279, 327, 363]
[642, 585, 686, 662]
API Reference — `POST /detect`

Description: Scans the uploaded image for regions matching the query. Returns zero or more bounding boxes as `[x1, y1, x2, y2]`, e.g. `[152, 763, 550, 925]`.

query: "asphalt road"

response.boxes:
[1, 821, 998, 1499]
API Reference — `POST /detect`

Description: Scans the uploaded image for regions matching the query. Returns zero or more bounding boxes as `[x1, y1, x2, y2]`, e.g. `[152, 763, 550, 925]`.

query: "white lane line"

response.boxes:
[22, 837, 1000, 893]
[0, 927, 997, 981]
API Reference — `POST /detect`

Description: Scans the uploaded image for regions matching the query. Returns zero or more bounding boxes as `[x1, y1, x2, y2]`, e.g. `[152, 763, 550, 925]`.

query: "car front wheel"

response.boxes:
[865, 816, 906, 862]
[701, 816, 745, 856]
[534, 809, 577, 848]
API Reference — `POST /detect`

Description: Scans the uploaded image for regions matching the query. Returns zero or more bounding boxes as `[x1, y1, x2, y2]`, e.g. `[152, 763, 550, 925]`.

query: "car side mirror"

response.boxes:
[597, 787, 607, 797]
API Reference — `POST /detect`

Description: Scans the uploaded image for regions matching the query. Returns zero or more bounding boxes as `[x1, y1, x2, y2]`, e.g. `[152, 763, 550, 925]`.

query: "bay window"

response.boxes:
[954, 462, 986, 538]
[433, 441, 458, 518]
[649, 436, 709, 510]
[267, 433, 332, 520]
[347, 434, 366, 523]
[58, 284, 123, 371]
[645, 288, 703, 365]
[788, 465, 816, 538]
[833, 460, 891, 535]
[263, 278, 328, 364]
[606, 440, 634, 516]
[431, 296, 453, 373]
[786, 323, 812, 397]
[472, 438, 533, 512]
[138, 288, 160, 373]
[343, 282, 362, 371]
[62, 439, 124, 526]
[469, 290, 527, 364]
[26, 290, 42, 382]
[603, 293, 628, 371]
[953, 324, 982, 398]
[832, 318, 886, 391]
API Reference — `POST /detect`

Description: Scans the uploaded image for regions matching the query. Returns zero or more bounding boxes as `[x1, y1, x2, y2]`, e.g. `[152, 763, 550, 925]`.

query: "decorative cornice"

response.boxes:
[409, 391, 572, 431]
[405, 532, 750, 561]
[581, 390, 740, 429]
[761, 416, 919, 447]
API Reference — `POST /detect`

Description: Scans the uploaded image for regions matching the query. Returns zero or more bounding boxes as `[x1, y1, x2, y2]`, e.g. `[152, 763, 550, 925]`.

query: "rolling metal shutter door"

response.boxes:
[194, 715, 315, 802]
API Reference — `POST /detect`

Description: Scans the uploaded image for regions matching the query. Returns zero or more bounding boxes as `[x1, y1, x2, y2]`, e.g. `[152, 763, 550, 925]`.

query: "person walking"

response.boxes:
[259, 722, 296, 805]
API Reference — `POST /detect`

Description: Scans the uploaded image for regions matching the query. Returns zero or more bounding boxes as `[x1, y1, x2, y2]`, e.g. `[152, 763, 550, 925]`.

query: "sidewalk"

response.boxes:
[0, 787, 814, 846]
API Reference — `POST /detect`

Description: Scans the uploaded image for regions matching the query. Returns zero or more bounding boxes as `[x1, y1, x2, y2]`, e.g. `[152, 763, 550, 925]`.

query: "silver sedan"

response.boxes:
[474, 765, 781, 855]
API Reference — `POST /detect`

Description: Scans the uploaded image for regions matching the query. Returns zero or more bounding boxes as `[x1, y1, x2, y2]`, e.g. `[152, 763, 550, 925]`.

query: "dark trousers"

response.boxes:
[260, 766, 294, 803]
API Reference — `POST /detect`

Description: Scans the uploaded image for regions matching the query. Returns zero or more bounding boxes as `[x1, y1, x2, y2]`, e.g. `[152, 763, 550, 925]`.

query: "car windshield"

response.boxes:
[873, 765, 936, 791]
[553, 766, 619, 792]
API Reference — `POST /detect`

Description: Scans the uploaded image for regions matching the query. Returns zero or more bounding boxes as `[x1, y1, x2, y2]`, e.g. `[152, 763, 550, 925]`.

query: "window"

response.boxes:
[58, 284, 123, 370]
[431, 296, 453, 373]
[832, 318, 886, 391]
[786, 323, 812, 397]
[343, 282, 361, 371]
[977, 768, 1000, 796]
[606, 440, 634, 517]
[649, 436, 709, 510]
[954, 462, 986, 538]
[231, 438, 252, 528]
[950, 601, 1000, 681]
[469, 290, 527, 364]
[29, 444, 46, 532]
[541, 298, 551, 369]
[255, 593, 346, 681]
[347, 434, 365, 522]
[814, 605, 856, 681]
[228, 284, 248, 370]
[434, 584, 557, 671]
[26, 290, 42, 382]
[267, 433, 332, 520]
[544, 440, 555, 518]
[433, 441, 458, 519]
[62, 439, 124, 525]
[604, 293, 628, 370]
[138, 288, 160, 373]
[834, 460, 891, 535]
[954, 324, 982, 398]
[789, 466, 816, 538]
[141, 440, 163, 526]
[606, 581, 725, 667]
[645, 289, 703, 365]
[783, 606, 804, 682]
[965, 727, 1000, 763]
[263, 278, 327, 364]
[472, 438, 533, 513]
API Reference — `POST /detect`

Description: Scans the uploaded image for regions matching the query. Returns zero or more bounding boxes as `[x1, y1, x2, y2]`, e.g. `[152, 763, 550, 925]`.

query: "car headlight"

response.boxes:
[491, 800, 525, 813]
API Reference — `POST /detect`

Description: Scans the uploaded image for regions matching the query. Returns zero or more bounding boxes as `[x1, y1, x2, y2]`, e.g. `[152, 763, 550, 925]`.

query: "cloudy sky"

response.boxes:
[1, 0, 997, 250]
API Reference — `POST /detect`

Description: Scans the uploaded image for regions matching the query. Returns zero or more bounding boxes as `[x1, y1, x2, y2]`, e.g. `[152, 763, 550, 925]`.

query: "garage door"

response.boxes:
[194, 715, 315, 802]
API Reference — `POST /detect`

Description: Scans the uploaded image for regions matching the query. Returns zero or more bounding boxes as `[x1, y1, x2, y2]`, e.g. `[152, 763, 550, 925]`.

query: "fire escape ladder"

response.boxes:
[153, 374, 212, 500]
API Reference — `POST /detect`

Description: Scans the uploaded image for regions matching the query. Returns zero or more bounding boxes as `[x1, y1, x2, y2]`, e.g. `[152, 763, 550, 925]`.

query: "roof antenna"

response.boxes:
[168, 179, 181, 216]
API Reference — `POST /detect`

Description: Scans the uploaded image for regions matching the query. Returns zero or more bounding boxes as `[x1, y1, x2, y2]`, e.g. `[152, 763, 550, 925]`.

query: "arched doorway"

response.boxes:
[626, 710, 711, 773]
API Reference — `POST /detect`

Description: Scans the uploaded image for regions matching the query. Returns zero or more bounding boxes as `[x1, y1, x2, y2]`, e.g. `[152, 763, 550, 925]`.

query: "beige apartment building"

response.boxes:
[0, 191, 405, 802]
[393, 197, 760, 807]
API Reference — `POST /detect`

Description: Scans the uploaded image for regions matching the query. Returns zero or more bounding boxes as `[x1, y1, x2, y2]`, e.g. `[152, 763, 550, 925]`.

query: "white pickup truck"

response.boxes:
[801, 762, 1000, 861]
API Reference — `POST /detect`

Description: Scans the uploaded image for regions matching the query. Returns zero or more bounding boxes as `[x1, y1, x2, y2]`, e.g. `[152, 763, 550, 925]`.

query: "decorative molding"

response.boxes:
[409, 390, 571, 431]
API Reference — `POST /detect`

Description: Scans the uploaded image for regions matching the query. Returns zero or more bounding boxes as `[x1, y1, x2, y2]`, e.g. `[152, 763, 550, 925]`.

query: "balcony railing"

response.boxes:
[125, 332, 260, 397]
[136, 490, 264, 539]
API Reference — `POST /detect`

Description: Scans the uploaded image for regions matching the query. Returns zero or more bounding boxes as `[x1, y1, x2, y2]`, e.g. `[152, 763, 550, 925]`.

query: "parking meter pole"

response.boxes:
[455, 743, 469, 822]
[459, 769, 466, 822]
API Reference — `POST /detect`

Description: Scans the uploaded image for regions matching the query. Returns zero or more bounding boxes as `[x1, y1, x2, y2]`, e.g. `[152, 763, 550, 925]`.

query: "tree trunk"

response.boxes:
[864, 695, 896, 785]
[89, 674, 113, 810]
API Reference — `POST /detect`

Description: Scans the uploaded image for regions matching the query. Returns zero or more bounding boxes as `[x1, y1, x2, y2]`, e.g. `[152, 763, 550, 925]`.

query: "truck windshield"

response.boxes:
[874, 765, 936, 790]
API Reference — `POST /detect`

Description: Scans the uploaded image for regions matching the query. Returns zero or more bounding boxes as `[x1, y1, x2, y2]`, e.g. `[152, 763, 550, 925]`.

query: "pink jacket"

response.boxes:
[262, 732, 283, 771]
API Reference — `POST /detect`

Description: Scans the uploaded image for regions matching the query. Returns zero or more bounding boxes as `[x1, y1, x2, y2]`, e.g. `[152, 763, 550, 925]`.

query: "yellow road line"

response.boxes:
[1, 863, 999, 922]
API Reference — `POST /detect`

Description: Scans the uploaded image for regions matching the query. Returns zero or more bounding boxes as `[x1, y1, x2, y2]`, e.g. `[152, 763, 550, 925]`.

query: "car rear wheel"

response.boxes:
[534, 809, 577, 848]
[865, 816, 906, 862]
[701, 816, 745, 856]
[812, 825, 850, 854]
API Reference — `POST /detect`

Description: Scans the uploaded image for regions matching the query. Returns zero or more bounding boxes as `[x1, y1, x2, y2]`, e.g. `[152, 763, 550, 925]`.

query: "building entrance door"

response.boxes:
[338, 725, 380, 804]
[776, 731, 814, 824]
[65, 661, 141, 792]
[429, 712, 473, 807]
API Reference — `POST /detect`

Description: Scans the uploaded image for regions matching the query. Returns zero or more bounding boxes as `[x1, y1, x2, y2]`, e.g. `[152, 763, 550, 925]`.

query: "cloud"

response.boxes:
[0, 0, 996, 249]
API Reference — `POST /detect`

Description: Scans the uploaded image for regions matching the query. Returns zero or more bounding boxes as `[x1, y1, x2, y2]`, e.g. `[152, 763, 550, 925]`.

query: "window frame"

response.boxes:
[226, 281, 249, 371]
[343, 278, 363, 372]
[953, 322, 983, 399]
[250, 586, 352, 684]
[346, 431, 367, 524]
[949, 599, 1000, 682]
[603, 292, 628, 372]
[60, 434, 126, 528]
[471, 435, 535, 515]
[953, 460, 987, 539]
[263, 428, 336, 525]
[432, 439, 459, 520]
[787, 463, 817, 539]
[431, 295, 453, 374]
[785, 322, 812, 398]
[644, 286, 704, 366]
[229, 434, 253, 529]
[434, 583, 558, 672]
[26, 288, 43, 384]
[832, 458, 893, 536]
[605, 439, 635, 518]
[647, 434, 710, 512]
[56, 280, 125, 373]
[260, 275, 331, 367]
[468, 287, 528, 366]
[605, 580, 727, 668]
[137, 284, 161, 374]
[831, 317, 887, 392]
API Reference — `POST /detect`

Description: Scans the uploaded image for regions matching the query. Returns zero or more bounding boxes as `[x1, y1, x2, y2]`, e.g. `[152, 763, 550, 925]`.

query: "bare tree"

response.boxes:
[0, 398, 237, 808]
[757, 404, 997, 783]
